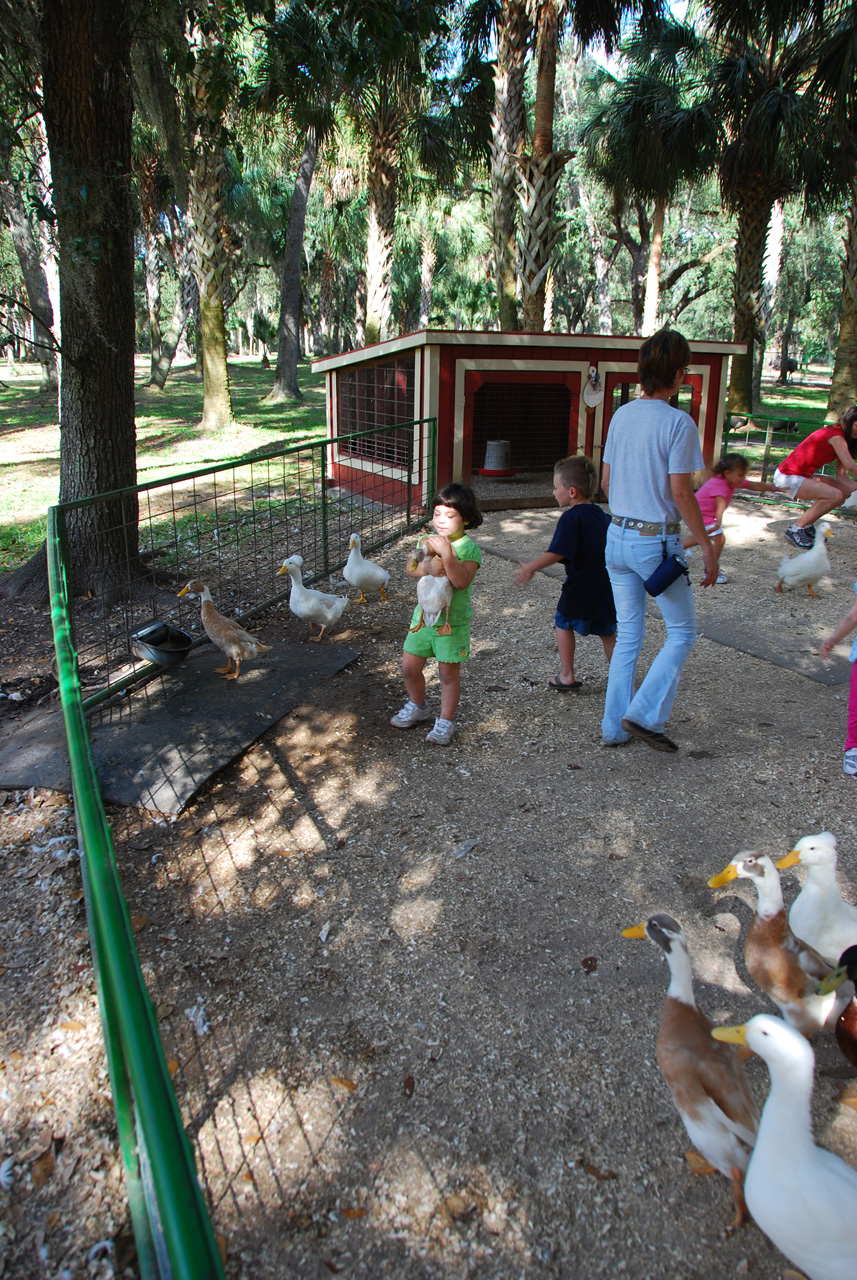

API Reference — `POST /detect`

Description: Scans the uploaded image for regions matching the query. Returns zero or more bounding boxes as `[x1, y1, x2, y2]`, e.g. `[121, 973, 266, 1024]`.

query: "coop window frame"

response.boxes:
[334, 355, 418, 472]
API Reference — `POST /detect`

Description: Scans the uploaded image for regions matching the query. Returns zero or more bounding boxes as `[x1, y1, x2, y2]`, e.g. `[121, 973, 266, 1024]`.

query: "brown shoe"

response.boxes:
[621, 719, 678, 754]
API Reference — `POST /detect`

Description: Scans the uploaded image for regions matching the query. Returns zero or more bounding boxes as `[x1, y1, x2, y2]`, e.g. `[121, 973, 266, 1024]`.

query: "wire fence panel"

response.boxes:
[722, 413, 830, 480]
[57, 420, 435, 713]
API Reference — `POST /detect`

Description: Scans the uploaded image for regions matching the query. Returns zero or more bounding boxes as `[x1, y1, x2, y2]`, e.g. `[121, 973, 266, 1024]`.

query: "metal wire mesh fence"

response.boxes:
[57, 420, 435, 714]
[722, 413, 829, 479]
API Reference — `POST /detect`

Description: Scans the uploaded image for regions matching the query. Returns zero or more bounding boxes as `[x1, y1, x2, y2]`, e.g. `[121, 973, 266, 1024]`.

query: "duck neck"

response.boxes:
[289, 565, 304, 588]
[665, 944, 697, 1008]
[199, 586, 213, 603]
[758, 1054, 815, 1152]
[753, 868, 785, 920]
[803, 863, 838, 898]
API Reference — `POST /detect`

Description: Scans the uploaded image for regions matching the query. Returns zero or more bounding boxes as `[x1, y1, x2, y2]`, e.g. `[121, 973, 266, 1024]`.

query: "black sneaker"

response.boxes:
[785, 525, 814, 550]
[621, 719, 678, 753]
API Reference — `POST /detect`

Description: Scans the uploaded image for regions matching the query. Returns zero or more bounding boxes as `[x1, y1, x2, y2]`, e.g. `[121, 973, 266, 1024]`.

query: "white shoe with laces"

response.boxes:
[390, 700, 432, 729]
[426, 717, 455, 745]
[715, 572, 728, 584]
[844, 748, 857, 777]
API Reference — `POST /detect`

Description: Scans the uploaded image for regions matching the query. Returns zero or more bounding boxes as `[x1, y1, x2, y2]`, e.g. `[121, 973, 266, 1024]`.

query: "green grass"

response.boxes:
[0, 356, 327, 570]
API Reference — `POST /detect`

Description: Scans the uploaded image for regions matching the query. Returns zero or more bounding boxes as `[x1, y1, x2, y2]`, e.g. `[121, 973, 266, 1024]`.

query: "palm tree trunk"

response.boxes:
[266, 130, 318, 400]
[365, 130, 398, 345]
[0, 177, 58, 389]
[419, 232, 437, 329]
[576, 171, 612, 334]
[518, 0, 571, 332]
[144, 225, 162, 380]
[490, 0, 529, 331]
[642, 198, 666, 337]
[728, 190, 774, 417]
[828, 179, 857, 421]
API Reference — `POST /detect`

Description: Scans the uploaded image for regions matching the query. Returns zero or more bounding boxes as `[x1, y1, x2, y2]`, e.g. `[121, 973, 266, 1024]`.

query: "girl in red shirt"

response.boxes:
[773, 406, 857, 548]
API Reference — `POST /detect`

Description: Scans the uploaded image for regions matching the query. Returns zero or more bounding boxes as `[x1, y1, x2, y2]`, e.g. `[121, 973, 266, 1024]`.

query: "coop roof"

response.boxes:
[312, 329, 746, 373]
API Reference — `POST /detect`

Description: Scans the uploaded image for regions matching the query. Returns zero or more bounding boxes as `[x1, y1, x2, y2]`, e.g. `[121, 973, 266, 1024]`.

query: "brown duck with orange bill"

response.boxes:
[177, 579, 271, 679]
[623, 915, 758, 1228]
[708, 852, 848, 1034]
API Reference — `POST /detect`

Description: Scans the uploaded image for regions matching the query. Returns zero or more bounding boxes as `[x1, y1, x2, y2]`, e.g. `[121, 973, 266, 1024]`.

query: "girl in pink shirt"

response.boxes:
[682, 453, 772, 583]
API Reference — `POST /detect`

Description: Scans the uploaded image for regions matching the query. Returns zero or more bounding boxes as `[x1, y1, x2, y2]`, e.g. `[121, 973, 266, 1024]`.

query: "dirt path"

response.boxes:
[2, 498, 857, 1278]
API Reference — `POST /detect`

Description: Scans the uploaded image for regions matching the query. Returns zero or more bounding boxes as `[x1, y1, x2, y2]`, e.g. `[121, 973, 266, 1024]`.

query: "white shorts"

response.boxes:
[704, 522, 724, 538]
[772, 467, 807, 500]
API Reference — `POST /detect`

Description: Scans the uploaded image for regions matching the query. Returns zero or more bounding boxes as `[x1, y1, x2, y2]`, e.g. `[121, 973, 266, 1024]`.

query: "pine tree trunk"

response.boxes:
[642, 198, 666, 337]
[728, 190, 774, 417]
[1, 0, 138, 606]
[490, 0, 529, 331]
[828, 180, 857, 421]
[0, 177, 58, 389]
[266, 129, 317, 402]
[365, 129, 398, 345]
[518, 1, 571, 332]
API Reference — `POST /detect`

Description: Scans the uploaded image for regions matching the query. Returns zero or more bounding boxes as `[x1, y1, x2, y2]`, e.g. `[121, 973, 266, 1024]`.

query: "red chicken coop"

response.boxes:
[313, 331, 744, 511]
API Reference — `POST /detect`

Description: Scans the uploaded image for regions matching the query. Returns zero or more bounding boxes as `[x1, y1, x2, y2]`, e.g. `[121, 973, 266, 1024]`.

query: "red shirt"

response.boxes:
[779, 425, 846, 477]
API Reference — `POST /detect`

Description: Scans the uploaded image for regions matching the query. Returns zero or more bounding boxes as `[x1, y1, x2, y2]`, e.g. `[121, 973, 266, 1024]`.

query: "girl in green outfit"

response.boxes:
[390, 483, 483, 745]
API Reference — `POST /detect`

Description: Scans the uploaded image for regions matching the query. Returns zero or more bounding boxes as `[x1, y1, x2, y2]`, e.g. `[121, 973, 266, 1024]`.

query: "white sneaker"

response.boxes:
[426, 717, 455, 745]
[715, 572, 728, 584]
[390, 700, 432, 729]
[843, 748, 857, 776]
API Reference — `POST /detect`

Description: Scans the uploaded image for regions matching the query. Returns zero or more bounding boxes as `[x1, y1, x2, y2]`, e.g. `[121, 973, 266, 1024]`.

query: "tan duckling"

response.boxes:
[708, 852, 848, 1034]
[177, 579, 270, 679]
[623, 915, 758, 1228]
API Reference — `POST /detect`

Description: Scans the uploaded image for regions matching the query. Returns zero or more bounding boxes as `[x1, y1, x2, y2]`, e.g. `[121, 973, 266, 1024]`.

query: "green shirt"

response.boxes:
[409, 532, 482, 629]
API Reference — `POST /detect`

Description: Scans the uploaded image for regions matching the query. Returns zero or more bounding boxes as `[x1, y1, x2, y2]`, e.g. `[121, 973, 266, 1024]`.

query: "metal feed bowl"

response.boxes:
[131, 620, 193, 668]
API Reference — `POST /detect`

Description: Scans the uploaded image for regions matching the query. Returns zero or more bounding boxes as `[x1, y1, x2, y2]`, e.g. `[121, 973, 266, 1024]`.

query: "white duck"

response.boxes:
[343, 533, 390, 603]
[712, 1015, 857, 1280]
[776, 520, 832, 596]
[277, 555, 348, 641]
[409, 539, 453, 635]
[622, 915, 758, 1227]
[708, 852, 848, 1034]
[776, 832, 857, 967]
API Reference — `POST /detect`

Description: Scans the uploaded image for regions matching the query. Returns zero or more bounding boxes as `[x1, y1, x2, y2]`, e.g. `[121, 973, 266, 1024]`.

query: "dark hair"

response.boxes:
[554, 454, 597, 497]
[638, 328, 692, 395]
[842, 406, 857, 458]
[432, 482, 483, 529]
[712, 452, 749, 478]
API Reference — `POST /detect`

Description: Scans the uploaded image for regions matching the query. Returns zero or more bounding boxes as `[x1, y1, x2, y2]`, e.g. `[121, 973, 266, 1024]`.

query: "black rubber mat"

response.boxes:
[0, 642, 360, 813]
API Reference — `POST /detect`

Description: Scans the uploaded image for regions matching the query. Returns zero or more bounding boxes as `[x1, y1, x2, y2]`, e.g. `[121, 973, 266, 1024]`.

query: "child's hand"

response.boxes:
[820, 638, 835, 660]
[513, 562, 533, 588]
[424, 534, 451, 558]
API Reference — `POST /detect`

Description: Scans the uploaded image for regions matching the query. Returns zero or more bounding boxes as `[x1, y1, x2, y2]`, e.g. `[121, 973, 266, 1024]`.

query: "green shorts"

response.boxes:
[402, 621, 471, 663]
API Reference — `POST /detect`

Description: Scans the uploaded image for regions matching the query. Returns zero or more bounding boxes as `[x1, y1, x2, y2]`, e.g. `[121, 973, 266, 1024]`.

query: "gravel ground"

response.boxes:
[2, 495, 857, 1279]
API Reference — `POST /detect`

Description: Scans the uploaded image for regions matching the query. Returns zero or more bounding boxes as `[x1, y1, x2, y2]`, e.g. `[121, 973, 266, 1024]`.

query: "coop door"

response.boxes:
[463, 371, 582, 508]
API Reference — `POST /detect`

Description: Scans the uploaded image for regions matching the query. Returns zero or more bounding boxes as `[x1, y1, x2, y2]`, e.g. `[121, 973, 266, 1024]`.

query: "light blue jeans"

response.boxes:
[601, 525, 697, 743]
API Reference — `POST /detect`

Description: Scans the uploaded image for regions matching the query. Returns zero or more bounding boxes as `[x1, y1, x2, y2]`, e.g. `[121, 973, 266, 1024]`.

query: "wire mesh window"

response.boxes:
[472, 381, 572, 473]
[610, 379, 694, 415]
[338, 359, 415, 467]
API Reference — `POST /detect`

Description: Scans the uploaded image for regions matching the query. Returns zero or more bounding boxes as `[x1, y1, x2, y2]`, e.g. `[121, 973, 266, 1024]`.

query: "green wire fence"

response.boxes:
[722, 412, 832, 480]
[46, 418, 436, 1276]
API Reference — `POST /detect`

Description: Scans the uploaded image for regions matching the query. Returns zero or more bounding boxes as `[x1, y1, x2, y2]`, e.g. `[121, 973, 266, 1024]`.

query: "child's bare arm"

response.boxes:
[820, 600, 857, 658]
[514, 552, 563, 587]
[423, 536, 477, 589]
[743, 479, 774, 493]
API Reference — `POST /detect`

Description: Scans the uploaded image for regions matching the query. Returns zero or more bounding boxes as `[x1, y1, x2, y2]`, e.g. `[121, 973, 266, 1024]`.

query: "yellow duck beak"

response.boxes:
[621, 923, 647, 939]
[708, 863, 738, 888]
[816, 965, 849, 996]
[177, 586, 190, 597]
[711, 1023, 748, 1045]
[277, 564, 289, 577]
[776, 848, 801, 869]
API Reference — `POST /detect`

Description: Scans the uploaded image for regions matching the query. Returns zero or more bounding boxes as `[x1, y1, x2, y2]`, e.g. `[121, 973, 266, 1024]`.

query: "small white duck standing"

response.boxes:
[708, 852, 848, 1033]
[277, 555, 348, 642]
[776, 520, 833, 596]
[712, 1014, 857, 1280]
[409, 538, 454, 635]
[776, 832, 857, 967]
[622, 915, 758, 1227]
[343, 533, 390, 603]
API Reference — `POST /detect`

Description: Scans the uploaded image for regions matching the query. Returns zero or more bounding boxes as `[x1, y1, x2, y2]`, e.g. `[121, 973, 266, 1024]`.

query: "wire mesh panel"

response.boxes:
[721, 414, 829, 480]
[59, 421, 435, 712]
[470, 381, 574, 506]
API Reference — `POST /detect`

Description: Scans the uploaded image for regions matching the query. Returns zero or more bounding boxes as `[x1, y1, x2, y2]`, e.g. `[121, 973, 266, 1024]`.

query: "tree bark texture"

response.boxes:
[266, 130, 317, 402]
[490, 0, 529, 331]
[365, 109, 400, 346]
[728, 190, 775, 417]
[828, 180, 857, 421]
[642, 198, 666, 338]
[148, 248, 196, 390]
[419, 232, 437, 329]
[0, 177, 58, 389]
[144, 225, 162, 379]
[576, 174, 612, 333]
[1, 0, 139, 605]
[518, 0, 571, 332]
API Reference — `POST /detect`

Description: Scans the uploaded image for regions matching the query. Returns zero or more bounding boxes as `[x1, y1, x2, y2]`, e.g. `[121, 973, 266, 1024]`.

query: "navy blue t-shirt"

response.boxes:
[548, 503, 616, 623]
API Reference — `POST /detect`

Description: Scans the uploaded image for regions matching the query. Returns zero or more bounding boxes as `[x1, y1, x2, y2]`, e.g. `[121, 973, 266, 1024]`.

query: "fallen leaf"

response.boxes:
[60, 1021, 84, 1033]
[685, 1151, 716, 1175]
[340, 1207, 367, 1219]
[47, 1211, 60, 1230]
[330, 1076, 357, 1093]
[581, 956, 598, 974]
[216, 1235, 227, 1264]
[31, 1150, 55, 1188]
[70, 891, 84, 903]
[442, 1193, 474, 1221]
[403, 1075, 415, 1098]
[275, 850, 295, 857]
[130, 914, 148, 933]
[7, 1051, 23, 1066]
[166, 1060, 179, 1078]
[581, 1161, 617, 1181]
[323, 1261, 342, 1274]
[484, 685, 507, 692]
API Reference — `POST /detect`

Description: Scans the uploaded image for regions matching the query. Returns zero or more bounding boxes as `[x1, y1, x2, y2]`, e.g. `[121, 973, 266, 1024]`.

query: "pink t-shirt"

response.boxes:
[695, 474, 748, 526]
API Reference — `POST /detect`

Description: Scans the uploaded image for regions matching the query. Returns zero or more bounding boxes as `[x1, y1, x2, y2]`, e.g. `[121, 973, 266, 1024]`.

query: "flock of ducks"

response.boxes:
[177, 532, 392, 675]
[624, 831, 857, 1278]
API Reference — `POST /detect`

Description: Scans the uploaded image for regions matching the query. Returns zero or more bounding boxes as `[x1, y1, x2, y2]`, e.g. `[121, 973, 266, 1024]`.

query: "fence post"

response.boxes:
[319, 441, 329, 574]
[762, 420, 775, 482]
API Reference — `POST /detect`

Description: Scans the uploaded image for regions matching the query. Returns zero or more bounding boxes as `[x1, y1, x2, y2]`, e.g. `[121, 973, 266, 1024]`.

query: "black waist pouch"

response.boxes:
[644, 539, 690, 597]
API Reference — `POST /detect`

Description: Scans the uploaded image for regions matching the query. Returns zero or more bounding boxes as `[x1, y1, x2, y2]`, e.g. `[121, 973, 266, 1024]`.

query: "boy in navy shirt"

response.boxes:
[514, 455, 616, 689]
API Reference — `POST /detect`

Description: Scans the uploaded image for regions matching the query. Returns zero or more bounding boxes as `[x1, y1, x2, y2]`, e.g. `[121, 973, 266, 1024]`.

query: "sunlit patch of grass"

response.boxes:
[0, 513, 48, 570]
